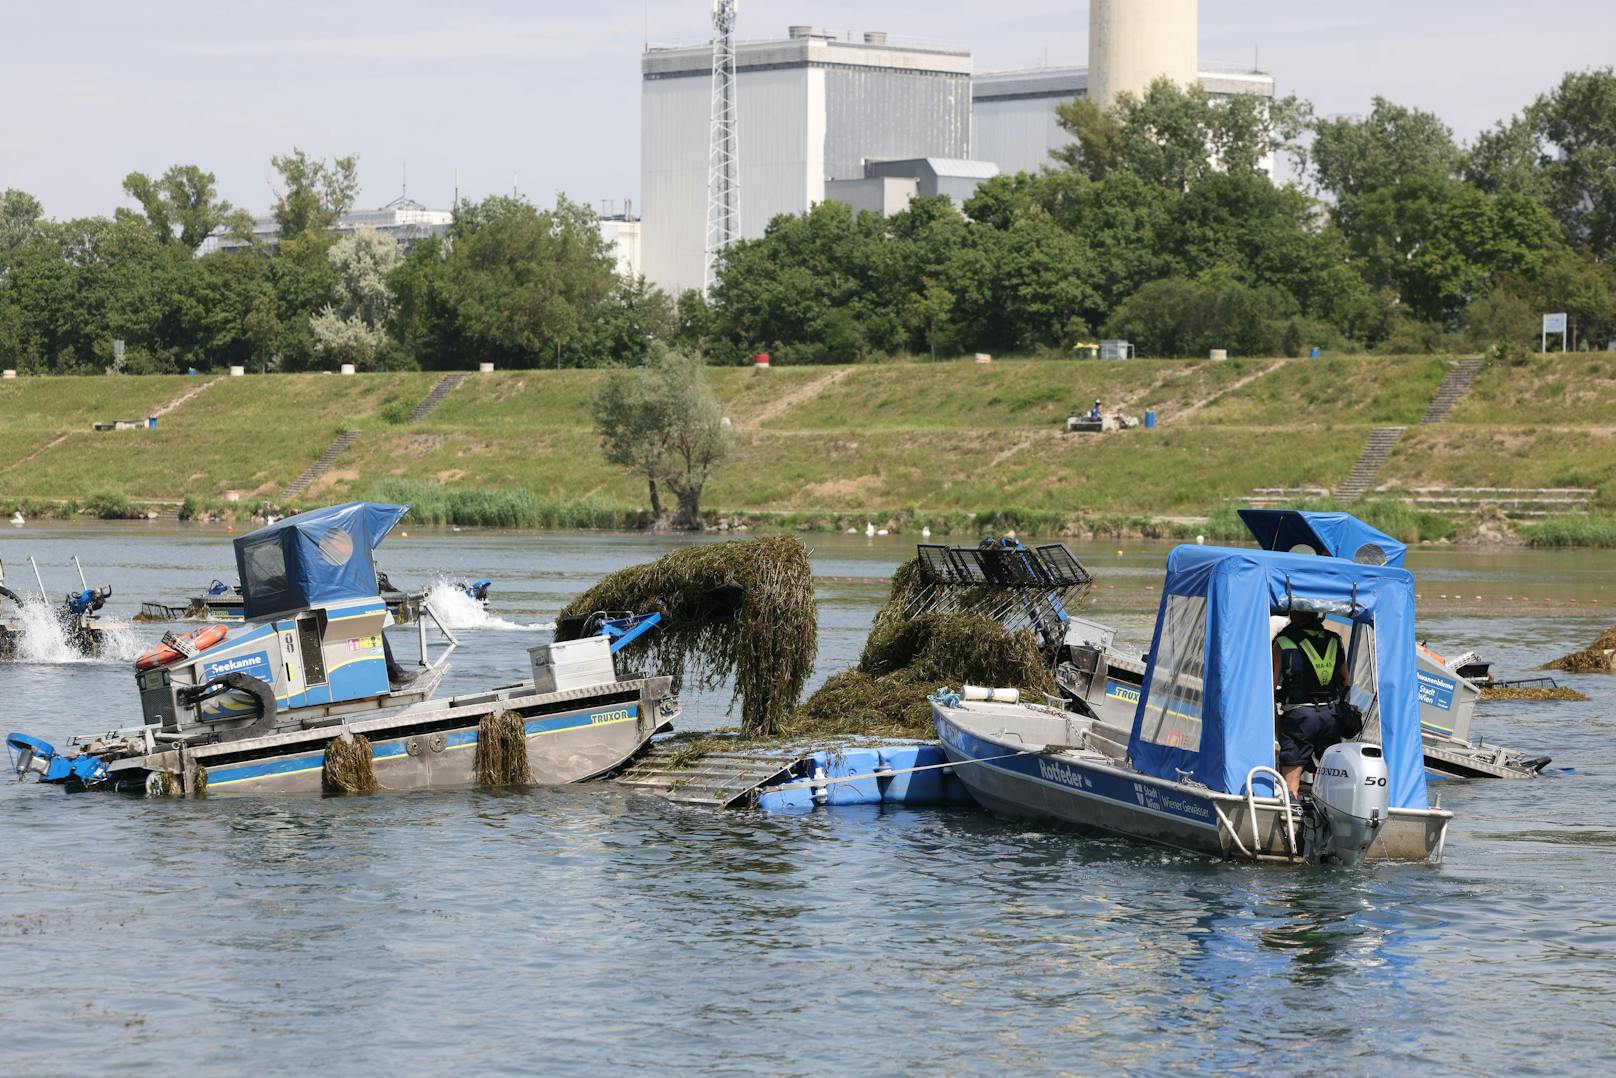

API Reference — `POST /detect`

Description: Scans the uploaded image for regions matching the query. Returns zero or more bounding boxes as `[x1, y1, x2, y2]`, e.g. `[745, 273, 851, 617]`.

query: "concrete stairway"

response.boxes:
[408, 373, 466, 422]
[1422, 358, 1484, 424]
[282, 430, 360, 500]
[1335, 427, 1405, 503]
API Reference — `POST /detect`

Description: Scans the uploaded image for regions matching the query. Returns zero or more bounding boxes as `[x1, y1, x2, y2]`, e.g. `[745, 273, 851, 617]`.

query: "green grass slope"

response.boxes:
[0, 355, 1612, 530]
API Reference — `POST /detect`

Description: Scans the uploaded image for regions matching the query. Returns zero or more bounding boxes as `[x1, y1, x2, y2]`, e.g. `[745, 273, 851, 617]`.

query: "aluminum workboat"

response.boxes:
[936, 545, 1454, 864]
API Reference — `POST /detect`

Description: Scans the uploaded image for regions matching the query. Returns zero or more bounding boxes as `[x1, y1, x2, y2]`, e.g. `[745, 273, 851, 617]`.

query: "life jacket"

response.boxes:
[1276, 625, 1341, 705]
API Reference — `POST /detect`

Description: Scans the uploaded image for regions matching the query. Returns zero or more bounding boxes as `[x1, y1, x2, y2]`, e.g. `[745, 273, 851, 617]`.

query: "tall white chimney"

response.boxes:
[1089, 0, 1199, 110]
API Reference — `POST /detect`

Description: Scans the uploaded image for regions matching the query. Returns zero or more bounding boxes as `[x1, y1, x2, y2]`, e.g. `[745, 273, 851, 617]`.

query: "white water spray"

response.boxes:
[424, 581, 554, 633]
[7, 597, 85, 663]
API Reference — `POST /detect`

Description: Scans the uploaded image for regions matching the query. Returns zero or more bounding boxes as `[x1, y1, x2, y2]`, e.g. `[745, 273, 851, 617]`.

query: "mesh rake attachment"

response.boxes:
[905, 539, 1093, 650]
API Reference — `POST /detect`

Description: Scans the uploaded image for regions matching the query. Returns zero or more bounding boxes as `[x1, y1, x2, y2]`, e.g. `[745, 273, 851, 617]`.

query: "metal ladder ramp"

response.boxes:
[282, 430, 360, 500]
[1335, 427, 1405, 503]
[408, 373, 466, 422]
[614, 747, 797, 807]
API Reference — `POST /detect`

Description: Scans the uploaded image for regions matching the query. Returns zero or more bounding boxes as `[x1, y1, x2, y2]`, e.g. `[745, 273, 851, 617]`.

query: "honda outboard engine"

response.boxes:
[1307, 743, 1390, 864]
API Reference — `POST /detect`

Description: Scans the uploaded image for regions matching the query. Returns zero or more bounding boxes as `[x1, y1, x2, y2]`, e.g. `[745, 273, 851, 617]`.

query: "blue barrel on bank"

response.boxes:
[1311, 346, 1321, 359]
[1144, 410, 1156, 429]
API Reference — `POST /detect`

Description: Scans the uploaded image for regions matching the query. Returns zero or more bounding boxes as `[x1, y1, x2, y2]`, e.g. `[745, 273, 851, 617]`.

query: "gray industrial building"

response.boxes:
[640, 27, 974, 296]
[973, 65, 1276, 177]
[825, 158, 1001, 217]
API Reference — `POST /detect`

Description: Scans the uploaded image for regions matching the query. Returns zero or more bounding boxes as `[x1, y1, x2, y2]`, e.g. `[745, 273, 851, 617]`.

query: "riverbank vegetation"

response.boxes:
[4, 72, 1615, 374]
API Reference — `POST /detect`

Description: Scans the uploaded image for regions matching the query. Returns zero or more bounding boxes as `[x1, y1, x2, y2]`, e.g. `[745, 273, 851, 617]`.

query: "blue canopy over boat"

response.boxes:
[1237, 509, 1407, 568]
[235, 502, 410, 621]
[1128, 545, 1427, 810]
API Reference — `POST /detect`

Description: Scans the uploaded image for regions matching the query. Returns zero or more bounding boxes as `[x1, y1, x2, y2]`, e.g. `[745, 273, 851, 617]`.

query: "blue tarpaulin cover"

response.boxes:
[1237, 509, 1407, 568]
[1128, 545, 1428, 810]
[235, 502, 409, 620]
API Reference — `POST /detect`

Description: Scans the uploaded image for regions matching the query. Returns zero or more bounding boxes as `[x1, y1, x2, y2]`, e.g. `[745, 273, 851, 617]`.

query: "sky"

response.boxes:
[3, 1, 1612, 221]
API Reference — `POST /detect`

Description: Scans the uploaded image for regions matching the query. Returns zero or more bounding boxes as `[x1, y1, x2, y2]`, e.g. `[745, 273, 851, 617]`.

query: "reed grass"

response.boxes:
[1522, 516, 1616, 549]
[367, 479, 642, 530]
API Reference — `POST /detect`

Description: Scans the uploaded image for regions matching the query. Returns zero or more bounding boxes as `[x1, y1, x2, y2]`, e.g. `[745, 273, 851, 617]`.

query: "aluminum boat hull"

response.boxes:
[934, 700, 1450, 863]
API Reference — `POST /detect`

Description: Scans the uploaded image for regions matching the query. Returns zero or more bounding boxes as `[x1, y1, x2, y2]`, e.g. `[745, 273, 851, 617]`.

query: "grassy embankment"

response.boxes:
[2, 354, 1614, 543]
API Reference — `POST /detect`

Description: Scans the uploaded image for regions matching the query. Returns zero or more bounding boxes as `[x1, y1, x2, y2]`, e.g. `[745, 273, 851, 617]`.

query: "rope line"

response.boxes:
[762, 748, 1039, 795]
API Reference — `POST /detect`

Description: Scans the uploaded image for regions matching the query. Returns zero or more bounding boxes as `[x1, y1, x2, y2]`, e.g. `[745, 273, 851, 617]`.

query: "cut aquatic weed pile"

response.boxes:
[1480, 685, 1589, 702]
[784, 558, 1059, 740]
[555, 536, 817, 736]
[1543, 627, 1616, 675]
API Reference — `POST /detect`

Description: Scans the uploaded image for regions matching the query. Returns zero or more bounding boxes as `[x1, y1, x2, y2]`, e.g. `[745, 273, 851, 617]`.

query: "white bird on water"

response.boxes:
[865, 522, 876, 538]
[8, 511, 22, 526]
[921, 526, 932, 538]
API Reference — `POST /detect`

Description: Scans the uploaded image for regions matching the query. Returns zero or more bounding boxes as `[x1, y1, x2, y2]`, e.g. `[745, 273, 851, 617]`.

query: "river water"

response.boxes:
[1, 524, 1612, 1075]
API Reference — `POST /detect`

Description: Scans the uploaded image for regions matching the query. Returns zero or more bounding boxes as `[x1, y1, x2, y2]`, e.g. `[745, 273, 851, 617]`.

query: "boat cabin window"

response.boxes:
[1352, 543, 1390, 566]
[297, 613, 327, 686]
[1138, 595, 1206, 752]
[242, 536, 289, 597]
[1346, 620, 1382, 740]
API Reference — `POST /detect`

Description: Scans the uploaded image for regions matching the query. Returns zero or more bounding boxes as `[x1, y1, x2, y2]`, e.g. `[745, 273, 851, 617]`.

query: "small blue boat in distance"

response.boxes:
[7, 502, 675, 797]
[934, 544, 1454, 864]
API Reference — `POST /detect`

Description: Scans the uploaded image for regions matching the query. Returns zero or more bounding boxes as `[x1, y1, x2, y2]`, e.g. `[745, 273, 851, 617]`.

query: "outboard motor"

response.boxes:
[1307, 742, 1390, 864]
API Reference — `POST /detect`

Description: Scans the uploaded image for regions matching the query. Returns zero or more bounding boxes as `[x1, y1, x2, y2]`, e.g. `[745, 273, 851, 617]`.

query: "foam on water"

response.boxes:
[424, 581, 554, 632]
[7, 597, 83, 663]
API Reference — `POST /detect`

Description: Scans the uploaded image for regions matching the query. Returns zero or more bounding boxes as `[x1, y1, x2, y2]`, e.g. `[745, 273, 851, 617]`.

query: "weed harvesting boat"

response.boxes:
[6, 502, 673, 797]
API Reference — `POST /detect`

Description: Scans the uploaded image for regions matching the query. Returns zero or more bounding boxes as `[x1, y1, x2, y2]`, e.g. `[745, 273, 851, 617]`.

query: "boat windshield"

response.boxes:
[1137, 595, 1206, 753]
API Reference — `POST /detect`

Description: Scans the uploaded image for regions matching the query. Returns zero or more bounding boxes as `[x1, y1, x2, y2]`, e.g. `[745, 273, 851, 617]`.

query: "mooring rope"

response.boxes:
[762, 748, 1041, 795]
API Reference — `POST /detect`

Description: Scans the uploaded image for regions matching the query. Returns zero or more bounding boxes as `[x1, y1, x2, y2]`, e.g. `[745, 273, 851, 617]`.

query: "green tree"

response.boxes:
[310, 229, 401, 370]
[1346, 170, 1564, 324]
[1, 189, 44, 269]
[1054, 79, 1311, 191]
[592, 347, 732, 528]
[1533, 68, 1616, 258]
[1311, 98, 1461, 202]
[120, 165, 252, 250]
[575, 275, 677, 367]
[438, 194, 617, 368]
[1103, 274, 1302, 358]
[270, 149, 360, 240]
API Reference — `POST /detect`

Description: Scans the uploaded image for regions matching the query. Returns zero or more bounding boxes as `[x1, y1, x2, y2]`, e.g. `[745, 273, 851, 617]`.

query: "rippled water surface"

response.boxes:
[2, 524, 1613, 1075]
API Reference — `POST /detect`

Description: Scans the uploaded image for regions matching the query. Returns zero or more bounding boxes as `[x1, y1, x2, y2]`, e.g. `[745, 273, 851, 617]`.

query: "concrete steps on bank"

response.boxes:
[1335, 427, 1406, 503]
[1422, 358, 1485, 424]
[409, 373, 466, 422]
[282, 430, 360, 501]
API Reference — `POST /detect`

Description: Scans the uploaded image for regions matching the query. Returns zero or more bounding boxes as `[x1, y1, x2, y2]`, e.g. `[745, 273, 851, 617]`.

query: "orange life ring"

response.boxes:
[136, 624, 229, 671]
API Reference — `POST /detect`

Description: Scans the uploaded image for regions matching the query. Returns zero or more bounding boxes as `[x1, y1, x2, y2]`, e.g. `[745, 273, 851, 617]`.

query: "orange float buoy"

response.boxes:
[136, 624, 229, 671]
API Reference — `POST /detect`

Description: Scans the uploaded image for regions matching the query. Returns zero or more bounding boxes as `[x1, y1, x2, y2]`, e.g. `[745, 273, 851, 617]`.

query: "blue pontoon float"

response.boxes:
[7, 502, 675, 797]
[935, 545, 1453, 863]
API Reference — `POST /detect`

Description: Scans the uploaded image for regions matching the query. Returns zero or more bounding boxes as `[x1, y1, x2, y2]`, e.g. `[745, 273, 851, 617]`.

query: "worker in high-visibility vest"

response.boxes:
[1271, 610, 1363, 796]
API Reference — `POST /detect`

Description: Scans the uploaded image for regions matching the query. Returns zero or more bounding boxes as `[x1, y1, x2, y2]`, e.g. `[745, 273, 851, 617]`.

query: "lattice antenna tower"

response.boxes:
[704, 0, 740, 289]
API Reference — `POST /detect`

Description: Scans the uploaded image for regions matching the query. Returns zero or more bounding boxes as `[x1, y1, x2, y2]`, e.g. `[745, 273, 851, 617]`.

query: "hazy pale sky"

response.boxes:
[3, 1, 1611, 220]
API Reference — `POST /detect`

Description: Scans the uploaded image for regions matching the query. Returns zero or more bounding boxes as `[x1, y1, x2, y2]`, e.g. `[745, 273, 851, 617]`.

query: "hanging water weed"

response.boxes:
[786, 559, 1059, 739]
[475, 710, 532, 786]
[556, 536, 817, 737]
[322, 733, 379, 795]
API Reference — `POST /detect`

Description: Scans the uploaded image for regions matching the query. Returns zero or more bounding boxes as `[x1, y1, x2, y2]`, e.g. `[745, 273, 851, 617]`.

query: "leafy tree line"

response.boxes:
[0, 152, 669, 374]
[4, 69, 1615, 372]
[695, 69, 1616, 360]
